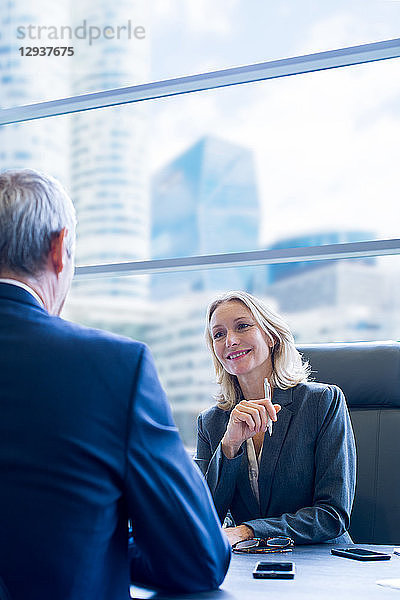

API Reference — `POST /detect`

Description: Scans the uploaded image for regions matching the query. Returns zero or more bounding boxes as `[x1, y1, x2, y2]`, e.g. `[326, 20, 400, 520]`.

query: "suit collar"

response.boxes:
[272, 386, 294, 407]
[0, 281, 46, 311]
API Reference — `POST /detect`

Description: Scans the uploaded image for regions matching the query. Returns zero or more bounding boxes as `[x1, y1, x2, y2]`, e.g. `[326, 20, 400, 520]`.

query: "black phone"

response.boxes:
[253, 561, 295, 579]
[331, 548, 391, 561]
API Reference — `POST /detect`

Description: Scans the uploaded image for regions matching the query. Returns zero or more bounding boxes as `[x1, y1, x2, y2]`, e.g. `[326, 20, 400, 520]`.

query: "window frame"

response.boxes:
[1, 36, 400, 279]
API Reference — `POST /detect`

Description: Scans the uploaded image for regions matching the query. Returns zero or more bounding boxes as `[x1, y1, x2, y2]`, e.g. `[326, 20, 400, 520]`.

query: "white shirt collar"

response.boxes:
[0, 278, 45, 309]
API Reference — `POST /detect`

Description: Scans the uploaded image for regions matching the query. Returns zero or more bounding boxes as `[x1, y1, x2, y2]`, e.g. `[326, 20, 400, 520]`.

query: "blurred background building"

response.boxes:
[69, 0, 150, 302]
[0, 0, 69, 183]
[151, 136, 259, 298]
[266, 231, 375, 287]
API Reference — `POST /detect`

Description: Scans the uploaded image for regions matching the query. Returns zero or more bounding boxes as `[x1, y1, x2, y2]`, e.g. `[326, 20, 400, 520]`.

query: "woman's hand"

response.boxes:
[223, 524, 254, 547]
[221, 399, 281, 458]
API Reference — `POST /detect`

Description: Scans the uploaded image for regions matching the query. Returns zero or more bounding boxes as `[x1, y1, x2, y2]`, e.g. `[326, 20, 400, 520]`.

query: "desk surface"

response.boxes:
[131, 544, 400, 600]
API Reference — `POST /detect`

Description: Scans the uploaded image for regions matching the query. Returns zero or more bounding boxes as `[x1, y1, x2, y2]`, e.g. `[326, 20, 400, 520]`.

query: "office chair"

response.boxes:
[298, 341, 400, 544]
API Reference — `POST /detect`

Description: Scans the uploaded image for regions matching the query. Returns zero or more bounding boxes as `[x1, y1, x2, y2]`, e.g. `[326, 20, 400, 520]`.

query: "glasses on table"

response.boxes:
[232, 536, 294, 554]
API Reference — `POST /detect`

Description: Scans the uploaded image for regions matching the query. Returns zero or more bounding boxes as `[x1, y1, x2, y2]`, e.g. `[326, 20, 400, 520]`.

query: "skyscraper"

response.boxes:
[1, 1, 150, 305]
[69, 0, 150, 301]
[0, 0, 69, 184]
[151, 136, 260, 298]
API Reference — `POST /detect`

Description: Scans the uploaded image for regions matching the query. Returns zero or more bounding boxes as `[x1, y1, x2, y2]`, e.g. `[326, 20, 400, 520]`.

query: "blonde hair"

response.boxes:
[205, 290, 310, 411]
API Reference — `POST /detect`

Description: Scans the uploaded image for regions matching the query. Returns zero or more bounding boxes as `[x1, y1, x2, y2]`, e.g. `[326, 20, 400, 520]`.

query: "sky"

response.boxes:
[147, 1, 400, 246]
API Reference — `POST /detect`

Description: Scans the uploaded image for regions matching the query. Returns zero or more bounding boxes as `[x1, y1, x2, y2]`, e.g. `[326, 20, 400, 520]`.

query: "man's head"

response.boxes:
[0, 169, 77, 314]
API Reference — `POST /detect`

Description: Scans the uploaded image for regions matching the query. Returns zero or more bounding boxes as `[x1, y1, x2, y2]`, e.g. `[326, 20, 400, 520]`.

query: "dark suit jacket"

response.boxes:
[195, 382, 356, 544]
[0, 283, 230, 600]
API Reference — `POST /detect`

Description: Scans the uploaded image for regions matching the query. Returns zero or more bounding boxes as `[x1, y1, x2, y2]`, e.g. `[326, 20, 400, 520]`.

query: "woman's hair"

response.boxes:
[0, 168, 76, 277]
[205, 290, 310, 411]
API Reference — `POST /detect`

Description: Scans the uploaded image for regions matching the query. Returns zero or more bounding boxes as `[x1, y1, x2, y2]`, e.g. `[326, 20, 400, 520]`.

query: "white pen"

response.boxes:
[264, 378, 273, 436]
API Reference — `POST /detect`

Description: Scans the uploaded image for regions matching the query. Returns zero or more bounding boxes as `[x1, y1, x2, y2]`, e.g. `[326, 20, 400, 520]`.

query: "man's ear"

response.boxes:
[50, 228, 67, 276]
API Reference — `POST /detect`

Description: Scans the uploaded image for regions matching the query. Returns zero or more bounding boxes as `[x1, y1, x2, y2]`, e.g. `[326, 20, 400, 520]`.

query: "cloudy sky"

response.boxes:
[2, 1, 399, 248]
[147, 1, 400, 245]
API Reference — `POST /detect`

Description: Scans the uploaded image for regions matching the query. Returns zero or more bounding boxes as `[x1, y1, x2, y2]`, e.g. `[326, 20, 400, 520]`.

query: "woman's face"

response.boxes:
[210, 300, 273, 379]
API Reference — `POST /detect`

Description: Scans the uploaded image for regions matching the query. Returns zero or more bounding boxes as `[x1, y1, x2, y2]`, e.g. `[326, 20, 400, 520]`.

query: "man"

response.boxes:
[0, 169, 230, 600]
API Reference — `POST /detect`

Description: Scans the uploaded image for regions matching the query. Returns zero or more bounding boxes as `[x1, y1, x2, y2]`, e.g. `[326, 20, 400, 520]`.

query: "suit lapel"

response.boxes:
[258, 387, 294, 515]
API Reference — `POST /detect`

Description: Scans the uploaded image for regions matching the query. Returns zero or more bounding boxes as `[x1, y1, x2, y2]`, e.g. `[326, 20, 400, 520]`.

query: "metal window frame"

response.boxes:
[75, 239, 400, 279]
[1, 37, 399, 125]
[2, 37, 400, 277]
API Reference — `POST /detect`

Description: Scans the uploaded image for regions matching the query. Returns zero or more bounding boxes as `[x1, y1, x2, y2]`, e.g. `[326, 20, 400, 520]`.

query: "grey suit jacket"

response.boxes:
[195, 382, 356, 544]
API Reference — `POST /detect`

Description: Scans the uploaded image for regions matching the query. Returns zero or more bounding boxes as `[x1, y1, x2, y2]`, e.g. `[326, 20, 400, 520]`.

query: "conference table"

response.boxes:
[131, 544, 400, 599]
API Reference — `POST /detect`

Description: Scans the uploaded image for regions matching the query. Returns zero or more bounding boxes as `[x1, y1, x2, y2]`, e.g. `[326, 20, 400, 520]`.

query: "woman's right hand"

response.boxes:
[221, 399, 281, 458]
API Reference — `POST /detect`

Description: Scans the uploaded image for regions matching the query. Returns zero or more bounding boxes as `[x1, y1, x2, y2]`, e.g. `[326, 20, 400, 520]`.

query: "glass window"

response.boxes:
[0, 0, 149, 107]
[1, 1, 399, 105]
[150, 0, 400, 81]
[1, 57, 399, 270]
[2, 7, 399, 449]
[64, 254, 400, 448]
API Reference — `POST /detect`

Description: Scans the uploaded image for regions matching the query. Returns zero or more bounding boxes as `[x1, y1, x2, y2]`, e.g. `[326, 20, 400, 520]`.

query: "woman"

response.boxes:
[195, 291, 356, 547]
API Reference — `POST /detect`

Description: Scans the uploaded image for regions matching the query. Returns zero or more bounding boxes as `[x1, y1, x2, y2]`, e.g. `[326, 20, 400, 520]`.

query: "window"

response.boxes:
[1, 10, 400, 446]
[1, 1, 399, 104]
[64, 254, 400, 448]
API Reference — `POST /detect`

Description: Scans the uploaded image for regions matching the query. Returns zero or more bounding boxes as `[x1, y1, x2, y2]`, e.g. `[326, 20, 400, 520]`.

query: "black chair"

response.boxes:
[298, 341, 400, 544]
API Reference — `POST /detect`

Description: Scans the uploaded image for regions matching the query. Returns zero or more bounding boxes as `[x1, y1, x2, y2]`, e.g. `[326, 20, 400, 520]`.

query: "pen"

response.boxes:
[264, 378, 273, 436]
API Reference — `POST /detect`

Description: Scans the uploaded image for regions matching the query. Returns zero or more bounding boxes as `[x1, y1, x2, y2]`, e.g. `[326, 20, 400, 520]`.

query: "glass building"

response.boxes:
[151, 135, 260, 298]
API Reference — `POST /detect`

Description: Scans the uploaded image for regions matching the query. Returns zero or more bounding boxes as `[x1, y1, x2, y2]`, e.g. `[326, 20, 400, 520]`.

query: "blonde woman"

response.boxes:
[195, 291, 356, 547]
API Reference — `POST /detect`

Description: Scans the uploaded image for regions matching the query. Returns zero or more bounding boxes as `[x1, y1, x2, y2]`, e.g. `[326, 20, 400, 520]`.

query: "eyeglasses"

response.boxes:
[232, 536, 294, 554]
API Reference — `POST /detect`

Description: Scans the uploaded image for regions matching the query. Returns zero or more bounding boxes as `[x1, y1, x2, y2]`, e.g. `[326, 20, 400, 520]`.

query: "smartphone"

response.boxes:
[331, 548, 391, 561]
[253, 561, 295, 579]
